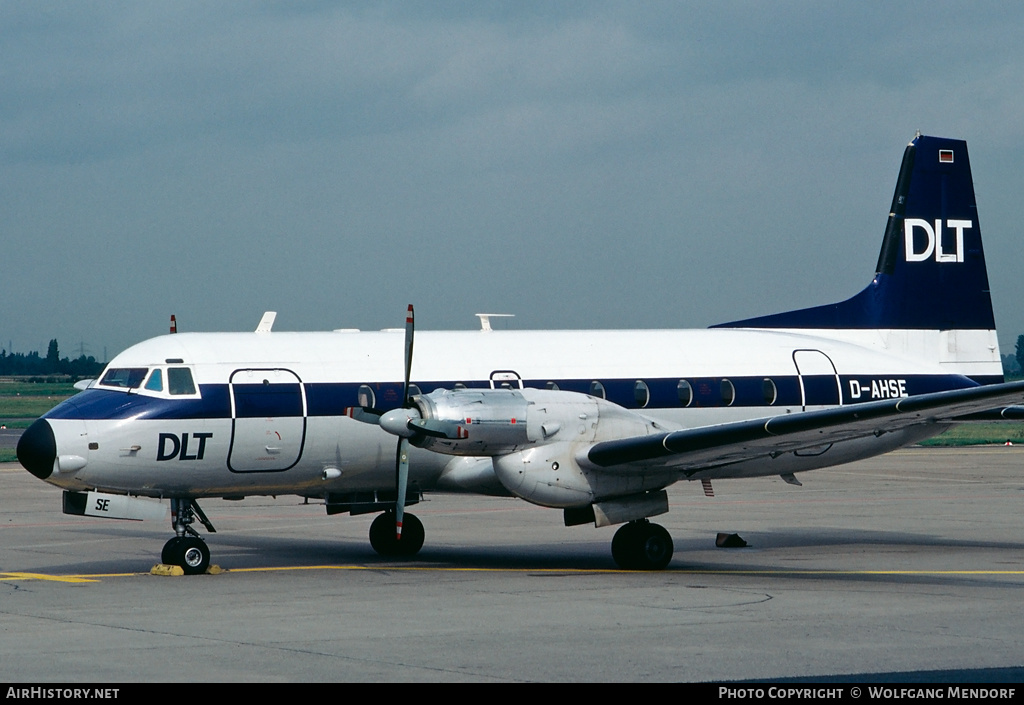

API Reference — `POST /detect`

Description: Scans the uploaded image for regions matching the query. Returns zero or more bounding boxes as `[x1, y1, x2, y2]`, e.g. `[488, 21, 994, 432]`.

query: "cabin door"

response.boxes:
[792, 349, 842, 411]
[489, 370, 523, 389]
[228, 368, 306, 472]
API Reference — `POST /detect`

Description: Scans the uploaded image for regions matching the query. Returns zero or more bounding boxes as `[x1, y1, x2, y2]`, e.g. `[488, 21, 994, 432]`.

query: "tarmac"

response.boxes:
[2, 446, 1024, 682]
[0, 426, 22, 450]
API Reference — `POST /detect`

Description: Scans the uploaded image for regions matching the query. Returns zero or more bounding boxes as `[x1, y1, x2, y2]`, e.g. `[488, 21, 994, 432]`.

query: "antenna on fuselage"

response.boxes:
[475, 313, 514, 332]
[255, 311, 277, 333]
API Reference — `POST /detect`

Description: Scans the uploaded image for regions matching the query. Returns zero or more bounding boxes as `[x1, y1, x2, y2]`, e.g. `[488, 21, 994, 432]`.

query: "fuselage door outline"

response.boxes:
[792, 349, 843, 412]
[228, 368, 307, 473]
[489, 370, 523, 389]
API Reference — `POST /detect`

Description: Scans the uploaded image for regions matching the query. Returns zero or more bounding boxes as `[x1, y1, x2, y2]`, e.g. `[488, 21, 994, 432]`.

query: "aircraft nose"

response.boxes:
[17, 418, 56, 480]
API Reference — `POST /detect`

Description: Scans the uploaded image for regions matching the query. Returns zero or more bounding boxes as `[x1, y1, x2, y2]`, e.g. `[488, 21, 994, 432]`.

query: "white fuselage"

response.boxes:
[37, 326, 991, 503]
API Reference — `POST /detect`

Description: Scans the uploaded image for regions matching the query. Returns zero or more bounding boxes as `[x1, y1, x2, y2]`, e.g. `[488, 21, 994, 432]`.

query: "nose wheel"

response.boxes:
[162, 535, 211, 575]
[162, 498, 216, 575]
[611, 520, 673, 570]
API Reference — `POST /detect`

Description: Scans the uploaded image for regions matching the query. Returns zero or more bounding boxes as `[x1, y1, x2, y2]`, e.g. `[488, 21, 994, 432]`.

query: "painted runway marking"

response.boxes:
[0, 572, 107, 583]
[5, 566, 1024, 582]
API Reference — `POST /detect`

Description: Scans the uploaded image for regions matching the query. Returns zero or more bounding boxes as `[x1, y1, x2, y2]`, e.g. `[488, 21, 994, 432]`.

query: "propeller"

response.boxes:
[394, 304, 416, 541]
[354, 304, 420, 541]
[366, 305, 468, 542]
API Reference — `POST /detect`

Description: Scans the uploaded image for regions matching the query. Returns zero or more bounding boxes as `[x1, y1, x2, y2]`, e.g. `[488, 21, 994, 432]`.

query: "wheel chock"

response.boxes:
[150, 563, 223, 576]
[715, 532, 748, 548]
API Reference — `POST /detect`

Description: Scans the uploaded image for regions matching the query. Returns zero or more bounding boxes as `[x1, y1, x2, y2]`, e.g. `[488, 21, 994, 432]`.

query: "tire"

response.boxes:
[369, 512, 425, 558]
[161, 537, 183, 565]
[611, 521, 673, 570]
[635, 523, 673, 570]
[178, 536, 210, 575]
[395, 513, 424, 557]
[611, 522, 643, 570]
[369, 512, 398, 555]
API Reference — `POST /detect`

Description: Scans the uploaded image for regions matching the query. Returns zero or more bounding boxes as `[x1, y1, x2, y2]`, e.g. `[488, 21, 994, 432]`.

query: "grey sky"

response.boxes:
[3, 2, 1023, 359]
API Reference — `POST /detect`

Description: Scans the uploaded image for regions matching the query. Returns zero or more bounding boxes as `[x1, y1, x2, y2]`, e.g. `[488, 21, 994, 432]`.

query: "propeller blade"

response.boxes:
[395, 437, 410, 540]
[344, 406, 383, 425]
[395, 304, 415, 541]
[402, 304, 414, 407]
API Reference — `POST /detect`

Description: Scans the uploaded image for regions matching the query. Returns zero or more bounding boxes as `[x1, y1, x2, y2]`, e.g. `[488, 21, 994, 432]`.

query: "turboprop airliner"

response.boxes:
[17, 134, 1024, 573]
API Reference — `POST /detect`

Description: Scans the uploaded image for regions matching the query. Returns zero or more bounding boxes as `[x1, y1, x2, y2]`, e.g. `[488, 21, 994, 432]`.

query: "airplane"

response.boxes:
[17, 133, 1024, 574]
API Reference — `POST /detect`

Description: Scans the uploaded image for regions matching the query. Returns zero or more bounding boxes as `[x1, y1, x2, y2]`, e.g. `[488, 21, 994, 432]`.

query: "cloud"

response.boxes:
[2, 3, 1024, 355]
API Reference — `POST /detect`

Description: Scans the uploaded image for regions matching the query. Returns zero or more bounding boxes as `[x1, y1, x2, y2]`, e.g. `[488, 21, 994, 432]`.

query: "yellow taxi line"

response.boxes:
[5, 566, 1024, 582]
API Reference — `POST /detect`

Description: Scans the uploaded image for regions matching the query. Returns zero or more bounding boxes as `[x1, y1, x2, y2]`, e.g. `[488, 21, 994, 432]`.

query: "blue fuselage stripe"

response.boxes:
[43, 374, 988, 422]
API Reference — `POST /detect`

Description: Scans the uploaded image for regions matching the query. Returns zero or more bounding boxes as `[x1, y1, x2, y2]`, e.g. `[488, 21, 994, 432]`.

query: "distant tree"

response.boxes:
[0, 341, 101, 378]
[46, 339, 59, 373]
[61, 354, 103, 378]
[1003, 354, 1021, 376]
[1017, 335, 1024, 377]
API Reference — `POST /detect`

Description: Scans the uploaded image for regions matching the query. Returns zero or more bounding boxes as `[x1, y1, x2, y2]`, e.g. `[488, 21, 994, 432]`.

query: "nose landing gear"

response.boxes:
[161, 498, 216, 575]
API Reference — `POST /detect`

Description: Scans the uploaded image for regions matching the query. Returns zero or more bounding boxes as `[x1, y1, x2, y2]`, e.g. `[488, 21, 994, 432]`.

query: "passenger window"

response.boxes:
[720, 379, 735, 406]
[167, 367, 197, 395]
[545, 381, 560, 391]
[763, 378, 777, 405]
[145, 369, 164, 392]
[677, 380, 693, 407]
[357, 385, 375, 409]
[634, 380, 650, 408]
[589, 381, 606, 399]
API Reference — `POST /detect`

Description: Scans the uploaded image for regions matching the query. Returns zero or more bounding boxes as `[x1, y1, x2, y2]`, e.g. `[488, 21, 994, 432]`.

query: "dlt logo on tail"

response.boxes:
[904, 219, 971, 263]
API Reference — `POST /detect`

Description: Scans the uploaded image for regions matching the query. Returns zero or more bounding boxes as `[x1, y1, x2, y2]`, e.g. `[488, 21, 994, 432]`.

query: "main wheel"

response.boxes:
[634, 523, 673, 570]
[165, 536, 210, 575]
[611, 521, 673, 570]
[395, 513, 425, 556]
[369, 511, 425, 558]
[611, 522, 644, 569]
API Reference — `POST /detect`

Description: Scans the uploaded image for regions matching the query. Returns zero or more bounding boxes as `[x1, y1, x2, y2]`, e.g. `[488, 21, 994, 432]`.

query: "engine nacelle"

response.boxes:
[412, 387, 655, 455]
[411, 388, 535, 455]
[410, 387, 674, 507]
[491, 441, 596, 507]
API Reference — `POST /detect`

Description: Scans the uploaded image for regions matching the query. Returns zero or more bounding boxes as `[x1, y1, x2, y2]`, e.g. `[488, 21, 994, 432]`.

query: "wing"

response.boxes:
[586, 380, 1024, 475]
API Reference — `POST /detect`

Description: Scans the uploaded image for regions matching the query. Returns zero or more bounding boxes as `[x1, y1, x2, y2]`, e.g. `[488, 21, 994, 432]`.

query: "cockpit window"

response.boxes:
[167, 367, 197, 395]
[100, 368, 148, 389]
[145, 368, 164, 392]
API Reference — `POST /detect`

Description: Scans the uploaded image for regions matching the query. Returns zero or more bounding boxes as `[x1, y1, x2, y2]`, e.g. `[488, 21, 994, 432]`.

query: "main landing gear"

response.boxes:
[611, 520, 674, 570]
[161, 498, 216, 575]
[368, 511, 425, 557]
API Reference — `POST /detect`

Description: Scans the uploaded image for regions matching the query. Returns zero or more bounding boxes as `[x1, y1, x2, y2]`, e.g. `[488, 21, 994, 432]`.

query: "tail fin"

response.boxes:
[714, 135, 1000, 381]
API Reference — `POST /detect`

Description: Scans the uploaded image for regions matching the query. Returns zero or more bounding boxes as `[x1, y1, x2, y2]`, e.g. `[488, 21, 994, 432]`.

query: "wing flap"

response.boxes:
[586, 381, 1024, 473]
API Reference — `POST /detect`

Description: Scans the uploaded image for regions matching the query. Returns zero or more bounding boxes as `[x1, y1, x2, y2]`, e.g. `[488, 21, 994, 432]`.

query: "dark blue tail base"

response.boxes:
[714, 135, 994, 331]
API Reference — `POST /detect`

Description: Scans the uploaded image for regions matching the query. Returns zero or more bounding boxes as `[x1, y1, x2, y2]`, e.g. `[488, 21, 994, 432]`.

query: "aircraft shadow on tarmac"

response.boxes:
[26, 522, 1024, 582]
